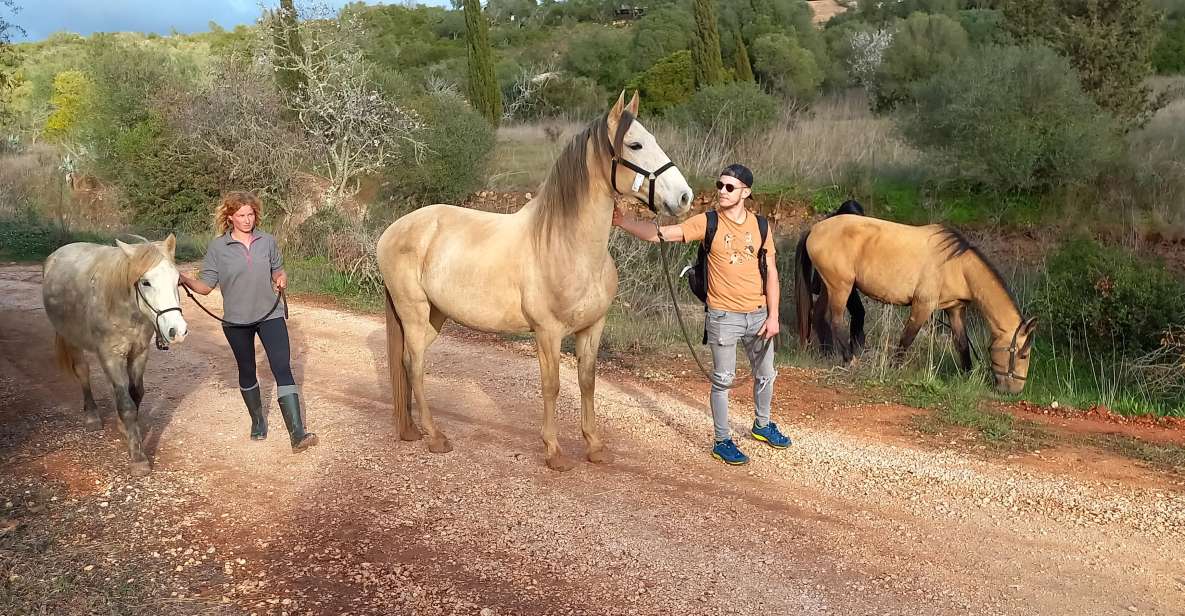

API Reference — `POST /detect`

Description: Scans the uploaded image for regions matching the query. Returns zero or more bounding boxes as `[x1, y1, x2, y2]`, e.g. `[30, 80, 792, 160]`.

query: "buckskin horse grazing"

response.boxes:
[42, 236, 189, 476]
[377, 91, 693, 471]
[794, 215, 1038, 394]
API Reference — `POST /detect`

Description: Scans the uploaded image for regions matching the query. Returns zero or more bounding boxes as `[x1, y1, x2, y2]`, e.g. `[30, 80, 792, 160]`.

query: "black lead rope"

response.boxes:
[182, 284, 287, 328]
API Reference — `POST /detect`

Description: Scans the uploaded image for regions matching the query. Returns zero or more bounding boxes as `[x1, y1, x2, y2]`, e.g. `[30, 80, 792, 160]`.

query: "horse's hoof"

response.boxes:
[546, 455, 577, 472]
[428, 437, 452, 454]
[400, 427, 422, 442]
[587, 448, 612, 464]
[83, 415, 102, 431]
[129, 460, 152, 477]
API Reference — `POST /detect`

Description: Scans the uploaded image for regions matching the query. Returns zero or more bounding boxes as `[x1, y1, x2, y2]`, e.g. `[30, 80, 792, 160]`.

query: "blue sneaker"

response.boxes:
[712, 439, 750, 465]
[751, 421, 791, 449]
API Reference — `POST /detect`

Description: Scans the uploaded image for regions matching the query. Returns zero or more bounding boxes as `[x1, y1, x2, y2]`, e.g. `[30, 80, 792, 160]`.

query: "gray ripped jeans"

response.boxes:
[705, 306, 777, 441]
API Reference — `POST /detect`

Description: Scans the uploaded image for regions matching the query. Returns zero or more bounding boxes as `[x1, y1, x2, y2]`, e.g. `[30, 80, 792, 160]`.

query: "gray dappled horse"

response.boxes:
[42, 235, 189, 476]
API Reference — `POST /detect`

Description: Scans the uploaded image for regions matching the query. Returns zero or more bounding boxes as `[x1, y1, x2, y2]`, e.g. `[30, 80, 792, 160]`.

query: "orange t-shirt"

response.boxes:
[680, 210, 774, 313]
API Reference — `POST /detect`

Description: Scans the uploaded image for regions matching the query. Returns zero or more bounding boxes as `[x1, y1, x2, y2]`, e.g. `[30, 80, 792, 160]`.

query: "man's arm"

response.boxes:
[612, 207, 685, 242]
[759, 235, 781, 340]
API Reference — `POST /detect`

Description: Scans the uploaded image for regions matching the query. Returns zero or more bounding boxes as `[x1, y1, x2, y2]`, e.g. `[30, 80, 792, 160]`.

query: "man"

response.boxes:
[612, 163, 791, 465]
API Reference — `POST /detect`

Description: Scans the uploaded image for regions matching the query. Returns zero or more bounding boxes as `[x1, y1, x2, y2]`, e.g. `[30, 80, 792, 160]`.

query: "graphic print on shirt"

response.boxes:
[722, 231, 757, 265]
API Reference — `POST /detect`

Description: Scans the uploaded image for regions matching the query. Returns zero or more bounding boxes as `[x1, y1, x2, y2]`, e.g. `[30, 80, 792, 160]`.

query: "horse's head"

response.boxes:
[605, 90, 693, 217]
[117, 234, 189, 347]
[990, 317, 1037, 394]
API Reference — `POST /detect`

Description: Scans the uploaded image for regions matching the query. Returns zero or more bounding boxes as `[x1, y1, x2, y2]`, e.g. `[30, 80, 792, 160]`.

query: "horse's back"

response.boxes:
[377, 203, 535, 331]
[806, 216, 948, 304]
[42, 243, 113, 348]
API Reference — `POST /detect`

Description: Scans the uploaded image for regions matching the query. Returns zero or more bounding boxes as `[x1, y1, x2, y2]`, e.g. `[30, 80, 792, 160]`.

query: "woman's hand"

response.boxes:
[612, 206, 625, 227]
[272, 271, 288, 293]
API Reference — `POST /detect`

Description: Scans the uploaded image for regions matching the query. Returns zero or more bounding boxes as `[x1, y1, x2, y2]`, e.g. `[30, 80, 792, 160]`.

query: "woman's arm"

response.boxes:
[179, 272, 214, 295]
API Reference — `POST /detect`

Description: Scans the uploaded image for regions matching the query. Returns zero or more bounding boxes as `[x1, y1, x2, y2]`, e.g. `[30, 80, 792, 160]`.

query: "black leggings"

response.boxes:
[222, 318, 295, 389]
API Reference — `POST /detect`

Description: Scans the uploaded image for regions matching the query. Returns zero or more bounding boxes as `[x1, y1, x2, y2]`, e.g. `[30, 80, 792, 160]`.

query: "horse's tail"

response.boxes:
[794, 230, 815, 346]
[384, 287, 414, 439]
[54, 334, 78, 377]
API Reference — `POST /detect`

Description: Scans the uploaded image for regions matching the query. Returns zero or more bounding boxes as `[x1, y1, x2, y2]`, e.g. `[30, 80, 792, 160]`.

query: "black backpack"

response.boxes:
[686, 210, 769, 340]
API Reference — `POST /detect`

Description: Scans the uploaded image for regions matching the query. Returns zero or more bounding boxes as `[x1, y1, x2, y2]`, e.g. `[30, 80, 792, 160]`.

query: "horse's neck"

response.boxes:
[522, 179, 616, 263]
[963, 256, 1020, 339]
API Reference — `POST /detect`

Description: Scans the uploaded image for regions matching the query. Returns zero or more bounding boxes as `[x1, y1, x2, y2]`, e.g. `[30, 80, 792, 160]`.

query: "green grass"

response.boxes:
[1019, 339, 1185, 418]
[285, 255, 384, 312]
[0, 216, 204, 262]
[900, 374, 1049, 450]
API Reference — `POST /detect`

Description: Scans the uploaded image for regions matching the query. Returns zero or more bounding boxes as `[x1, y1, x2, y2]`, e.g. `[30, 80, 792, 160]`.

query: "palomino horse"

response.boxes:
[42, 236, 189, 475]
[376, 91, 693, 471]
[804, 201, 869, 353]
[794, 215, 1038, 394]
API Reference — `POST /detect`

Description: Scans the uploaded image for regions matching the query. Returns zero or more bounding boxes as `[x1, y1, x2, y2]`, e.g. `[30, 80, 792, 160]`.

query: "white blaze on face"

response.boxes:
[620, 119, 694, 217]
[139, 260, 188, 343]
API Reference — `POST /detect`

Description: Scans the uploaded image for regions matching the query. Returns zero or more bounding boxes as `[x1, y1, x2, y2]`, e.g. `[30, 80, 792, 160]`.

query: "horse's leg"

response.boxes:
[97, 348, 150, 476]
[127, 346, 148, 409]
[946, 304, 974, 373]
[403, 300, 451, 454]
[811, 289, 834, 354]
[895, 303, 935, 363]
[535, 328, 574, 472]
[823, 280, 856, 364]
[847, 289, 867, 352]
[62, 340, 101, 430]
[575, 317, 609, 464]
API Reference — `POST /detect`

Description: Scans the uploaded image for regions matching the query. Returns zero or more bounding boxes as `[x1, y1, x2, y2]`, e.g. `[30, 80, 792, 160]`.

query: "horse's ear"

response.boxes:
[609, 90, 625, 120]
[626, 90, 640, 116]
[1020, 317, 1038, 352]
[162, 233, 176, 259]
[115, 239, 136, 259]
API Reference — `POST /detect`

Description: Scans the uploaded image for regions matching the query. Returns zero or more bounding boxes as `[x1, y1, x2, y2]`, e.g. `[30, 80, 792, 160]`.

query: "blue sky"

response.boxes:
[10, 0, 451, 42]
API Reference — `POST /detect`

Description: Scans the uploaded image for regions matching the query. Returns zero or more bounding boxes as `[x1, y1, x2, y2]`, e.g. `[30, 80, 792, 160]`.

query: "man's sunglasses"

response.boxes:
[716, 181, 746, 193]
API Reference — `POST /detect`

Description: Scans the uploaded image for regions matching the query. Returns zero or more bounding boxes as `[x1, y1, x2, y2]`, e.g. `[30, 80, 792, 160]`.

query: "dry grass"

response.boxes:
[484, 91, 918, 194]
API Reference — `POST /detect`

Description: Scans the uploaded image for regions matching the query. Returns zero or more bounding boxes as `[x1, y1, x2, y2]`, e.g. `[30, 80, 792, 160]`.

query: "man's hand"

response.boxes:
[758, 317, 780, 340]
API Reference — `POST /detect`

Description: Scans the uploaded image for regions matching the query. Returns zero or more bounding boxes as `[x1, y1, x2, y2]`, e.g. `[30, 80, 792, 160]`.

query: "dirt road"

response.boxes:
[1, 263, 1183, 615]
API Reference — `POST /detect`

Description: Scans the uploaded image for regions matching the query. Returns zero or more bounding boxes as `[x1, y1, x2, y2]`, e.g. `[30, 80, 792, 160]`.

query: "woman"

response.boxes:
[179, 191, 318, 452]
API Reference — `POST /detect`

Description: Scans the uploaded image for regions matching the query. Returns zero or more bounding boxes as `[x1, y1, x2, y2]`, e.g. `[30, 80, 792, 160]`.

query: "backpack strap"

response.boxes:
[699, 210, 719, 345]
[704, 210, 718, 252]
[757, 214, 768, 248]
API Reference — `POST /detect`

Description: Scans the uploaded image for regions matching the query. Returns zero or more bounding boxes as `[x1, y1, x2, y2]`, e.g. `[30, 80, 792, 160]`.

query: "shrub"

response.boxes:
[751, 33, 822, 100]
[562, 27, 633, 94]
[1153, 17, 1185, 74]
[898, 44, 1121, 193]
[957, 9, 1012, 46]
[1036, 237, 1185, 356]
[631, 5, 694, 71]
[624, 50, 694, 115]
[382, 91, 495, 205]
[872, 12, 968, 111]
[670, 82, 778, 140]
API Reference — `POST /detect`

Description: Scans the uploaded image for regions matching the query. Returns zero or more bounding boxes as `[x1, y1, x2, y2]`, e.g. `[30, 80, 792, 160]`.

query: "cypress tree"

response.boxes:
[464, 0, 502, 126]
[692, 0, 725, 87]
[734, 31, 754, 82]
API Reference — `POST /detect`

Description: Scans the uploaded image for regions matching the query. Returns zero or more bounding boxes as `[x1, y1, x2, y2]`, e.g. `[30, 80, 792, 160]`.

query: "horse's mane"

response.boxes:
[530, 114, 611, 246]
[96, 242, 168, 313]
[934, 226, 1019, 311]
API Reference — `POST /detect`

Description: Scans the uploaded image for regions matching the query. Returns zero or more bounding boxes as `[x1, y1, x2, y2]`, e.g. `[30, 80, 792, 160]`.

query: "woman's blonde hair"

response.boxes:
[214, 191, 263, 235]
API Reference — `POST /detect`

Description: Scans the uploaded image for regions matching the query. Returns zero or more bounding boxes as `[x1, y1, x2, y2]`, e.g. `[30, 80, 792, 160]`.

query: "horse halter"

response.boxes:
[606, 110, 678, 214]
[134, 280, 183, 351]
[990, 325, 1030, 383]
